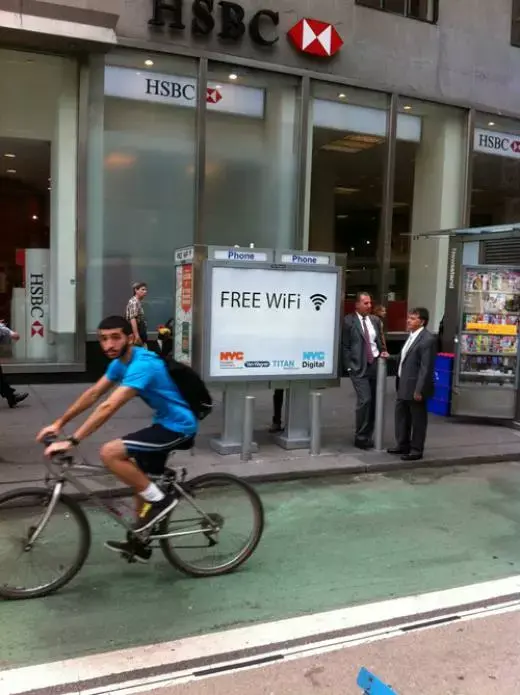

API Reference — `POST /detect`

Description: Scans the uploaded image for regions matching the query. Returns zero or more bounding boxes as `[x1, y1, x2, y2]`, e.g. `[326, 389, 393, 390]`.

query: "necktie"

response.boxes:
[362, 316, 374, 365]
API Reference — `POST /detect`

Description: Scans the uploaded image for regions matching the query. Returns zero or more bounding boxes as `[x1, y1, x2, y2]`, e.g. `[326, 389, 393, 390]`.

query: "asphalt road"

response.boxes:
[2, 462, 520, 672]
[141, 608, 520, 695]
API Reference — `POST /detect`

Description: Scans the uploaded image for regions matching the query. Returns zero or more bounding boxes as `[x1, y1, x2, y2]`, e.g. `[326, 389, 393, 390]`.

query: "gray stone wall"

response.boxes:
[114, 0, 520, 116]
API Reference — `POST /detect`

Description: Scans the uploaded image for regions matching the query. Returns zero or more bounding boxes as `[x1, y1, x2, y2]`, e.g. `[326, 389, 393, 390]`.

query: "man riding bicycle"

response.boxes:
[37, 315, 198, 563]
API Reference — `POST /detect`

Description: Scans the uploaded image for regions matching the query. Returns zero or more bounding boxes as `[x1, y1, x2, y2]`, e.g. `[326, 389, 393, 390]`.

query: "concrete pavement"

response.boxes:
[1, 379, 520, 496]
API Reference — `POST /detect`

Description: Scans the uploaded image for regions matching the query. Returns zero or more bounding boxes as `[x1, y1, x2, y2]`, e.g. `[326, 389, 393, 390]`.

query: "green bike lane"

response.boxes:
[3, 462, 520, 670]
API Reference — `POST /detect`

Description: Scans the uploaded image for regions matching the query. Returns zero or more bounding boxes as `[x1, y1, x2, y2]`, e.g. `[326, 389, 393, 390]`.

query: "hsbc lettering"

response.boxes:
[478, 134, 510, 152]
[30, 274, 45, 319]
[145, 78, 195, 100]
[149, 0, 279, 46]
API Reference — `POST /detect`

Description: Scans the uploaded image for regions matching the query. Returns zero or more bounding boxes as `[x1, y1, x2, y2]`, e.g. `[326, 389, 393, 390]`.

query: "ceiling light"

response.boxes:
[366, 240, 371, 245]
[4, 153, 15, 158]
[338, 93, 346, 99]
[488, 121, 495, 126]
[6, 169, 16, 174]
[228, 73, 238, 81]
[350, 247, 355, 251]
[32, 215, 38, 221]
[403, 105, 412, 111]
[144, 59, 154, 67]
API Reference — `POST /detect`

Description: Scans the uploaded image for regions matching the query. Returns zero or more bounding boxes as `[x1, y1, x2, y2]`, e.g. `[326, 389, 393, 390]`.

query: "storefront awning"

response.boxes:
[405, 222, 520, 241]
[0, 0, 120, 48]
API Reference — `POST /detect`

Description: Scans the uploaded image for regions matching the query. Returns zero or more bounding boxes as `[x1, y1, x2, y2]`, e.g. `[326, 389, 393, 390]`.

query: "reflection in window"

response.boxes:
[203, 65, 299, 249]
[308, 84, 389, 305]
[87, 53, 197, 332]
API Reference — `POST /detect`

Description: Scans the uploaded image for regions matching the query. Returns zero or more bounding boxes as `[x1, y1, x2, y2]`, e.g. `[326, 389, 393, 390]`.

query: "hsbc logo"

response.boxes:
[474, 129, 520, 160]
[31, 320, 44, 338]
[287, 18, 343, 58]
[207, 87, 222, 104]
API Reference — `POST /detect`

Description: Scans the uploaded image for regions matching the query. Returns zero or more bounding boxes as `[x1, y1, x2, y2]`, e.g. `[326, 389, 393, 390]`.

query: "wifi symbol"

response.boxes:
[310, 293, 327, 311]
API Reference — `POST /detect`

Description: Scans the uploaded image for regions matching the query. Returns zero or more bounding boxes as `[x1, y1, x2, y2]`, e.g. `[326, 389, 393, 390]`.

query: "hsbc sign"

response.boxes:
[474, 128, 520, 160]
[148, 2, 343, 59]
[105, 66, 264, 117]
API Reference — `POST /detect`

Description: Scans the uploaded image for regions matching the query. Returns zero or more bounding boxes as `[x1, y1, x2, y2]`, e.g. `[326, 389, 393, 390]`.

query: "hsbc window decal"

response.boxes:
[474, 128, 520, 160]
[104, 66, 265, 119]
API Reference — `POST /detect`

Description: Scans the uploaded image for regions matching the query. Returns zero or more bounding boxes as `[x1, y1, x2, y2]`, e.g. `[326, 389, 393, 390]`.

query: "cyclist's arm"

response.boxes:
[55, 376, 114, 430]
[70, 386, 137, 442]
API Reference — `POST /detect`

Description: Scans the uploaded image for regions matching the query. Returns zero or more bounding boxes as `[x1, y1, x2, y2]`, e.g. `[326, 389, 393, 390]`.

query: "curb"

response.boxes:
[54, 450, 520, 500]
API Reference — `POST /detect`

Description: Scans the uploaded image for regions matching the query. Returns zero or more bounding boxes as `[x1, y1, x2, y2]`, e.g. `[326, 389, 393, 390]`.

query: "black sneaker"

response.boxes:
[268, 422, 284, 434]
[104, 539, 152, 564]
[134, 495, 175, 532]
[7, 392, 28, 408]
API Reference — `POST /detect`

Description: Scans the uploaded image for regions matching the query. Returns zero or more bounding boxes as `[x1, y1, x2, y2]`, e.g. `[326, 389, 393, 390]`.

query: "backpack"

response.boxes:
[166, 358, 213, 421]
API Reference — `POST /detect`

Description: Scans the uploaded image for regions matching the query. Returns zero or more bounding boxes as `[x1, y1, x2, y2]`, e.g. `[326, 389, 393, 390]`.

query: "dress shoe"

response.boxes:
[401, 452, 423, 461]
[354, 439, 373, 450]
[387, 447, 409, 455]
[7, 392, 28, 408]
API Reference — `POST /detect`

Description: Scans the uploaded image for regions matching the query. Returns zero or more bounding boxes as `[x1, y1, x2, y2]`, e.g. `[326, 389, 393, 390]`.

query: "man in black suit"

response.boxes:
[342, 292, 388, 449]
[388, 307, 436, 462]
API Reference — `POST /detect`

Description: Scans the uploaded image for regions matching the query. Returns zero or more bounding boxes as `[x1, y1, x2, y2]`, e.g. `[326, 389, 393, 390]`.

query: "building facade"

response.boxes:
[1, 0, 520, 374]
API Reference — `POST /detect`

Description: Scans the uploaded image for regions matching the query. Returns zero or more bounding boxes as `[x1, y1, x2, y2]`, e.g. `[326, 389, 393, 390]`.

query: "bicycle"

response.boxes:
[0, 439, 265, 600]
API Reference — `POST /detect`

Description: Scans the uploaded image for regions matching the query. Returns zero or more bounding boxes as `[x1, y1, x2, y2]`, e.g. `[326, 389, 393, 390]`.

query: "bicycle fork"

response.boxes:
[25, 482, 64, 549]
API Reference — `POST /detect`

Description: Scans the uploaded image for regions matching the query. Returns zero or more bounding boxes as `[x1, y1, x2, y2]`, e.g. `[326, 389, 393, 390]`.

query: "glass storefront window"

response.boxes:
[393, 98, 467, 331]
[0, 49, 78, 364]
[471, 114, 520, 227]
[87, 52, 197, 333]
[203, 64, 299, 249]
[308, 83, 389, 306]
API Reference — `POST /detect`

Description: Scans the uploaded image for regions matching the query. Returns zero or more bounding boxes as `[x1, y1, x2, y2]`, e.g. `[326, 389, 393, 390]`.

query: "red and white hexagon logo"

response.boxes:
[206, 87, 222, 104]
[287, 18, 343, 58]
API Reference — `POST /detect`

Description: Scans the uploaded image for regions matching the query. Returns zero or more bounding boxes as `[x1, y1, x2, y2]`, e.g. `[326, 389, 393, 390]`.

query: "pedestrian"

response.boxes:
[0, 322, 28, 408]
[387, 307, 436, 462]
[125, 282, 148, 348]
[342, 292, 388, 449]
[269, 389, 284, 433]
[373, 304, 388, 352]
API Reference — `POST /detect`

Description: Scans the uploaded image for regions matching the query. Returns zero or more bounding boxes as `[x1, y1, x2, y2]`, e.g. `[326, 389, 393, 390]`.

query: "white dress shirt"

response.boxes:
[398, 327, 424, 377]
[356, 312, 380, 360]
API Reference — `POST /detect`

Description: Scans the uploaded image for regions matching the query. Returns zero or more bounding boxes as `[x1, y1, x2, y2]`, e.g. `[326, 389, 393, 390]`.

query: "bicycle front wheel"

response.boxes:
[159, 473, 264, 577]
[0, 488, 91, 600]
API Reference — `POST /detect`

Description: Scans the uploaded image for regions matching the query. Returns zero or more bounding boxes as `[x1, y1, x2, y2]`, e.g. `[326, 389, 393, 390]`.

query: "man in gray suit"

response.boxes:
[342, 292, 388, 449]
[388, 307, 436, 461]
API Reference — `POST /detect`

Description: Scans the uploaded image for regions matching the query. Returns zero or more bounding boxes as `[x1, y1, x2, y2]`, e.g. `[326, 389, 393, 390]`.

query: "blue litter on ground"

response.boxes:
[357, 667, 398, 694]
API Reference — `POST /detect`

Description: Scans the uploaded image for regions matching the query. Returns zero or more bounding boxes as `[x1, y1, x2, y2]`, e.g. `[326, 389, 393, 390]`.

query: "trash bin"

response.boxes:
[427, 353, 454, 416]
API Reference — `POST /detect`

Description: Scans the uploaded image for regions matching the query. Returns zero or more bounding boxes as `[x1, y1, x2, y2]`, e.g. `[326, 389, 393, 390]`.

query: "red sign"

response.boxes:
[181, 264, 193, 313]
[287, 18, 343, 57]
[206, 87, 222, 104]
[31, 320, 44, 337]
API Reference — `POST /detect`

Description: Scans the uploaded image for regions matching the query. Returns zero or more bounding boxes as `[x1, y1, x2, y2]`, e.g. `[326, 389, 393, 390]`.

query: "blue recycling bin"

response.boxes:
[428, 353, 454, 416]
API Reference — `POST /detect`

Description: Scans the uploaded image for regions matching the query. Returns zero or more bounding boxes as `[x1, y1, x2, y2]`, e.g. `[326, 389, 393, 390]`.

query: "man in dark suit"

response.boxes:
[388, 307, 436, 462]
[342, 292, 388, 449]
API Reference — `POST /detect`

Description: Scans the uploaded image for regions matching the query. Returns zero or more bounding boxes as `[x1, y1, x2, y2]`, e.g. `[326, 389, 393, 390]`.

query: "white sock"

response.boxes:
[141, 483, 165, 503]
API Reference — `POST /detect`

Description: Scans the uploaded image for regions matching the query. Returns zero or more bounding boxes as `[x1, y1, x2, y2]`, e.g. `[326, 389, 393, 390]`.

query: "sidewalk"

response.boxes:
[1, 379, 520, 496]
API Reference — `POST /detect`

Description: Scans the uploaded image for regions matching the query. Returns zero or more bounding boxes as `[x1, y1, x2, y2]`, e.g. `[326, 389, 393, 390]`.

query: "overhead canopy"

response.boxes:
[0, 0, 120, 50]
[408, 222, 520, 241]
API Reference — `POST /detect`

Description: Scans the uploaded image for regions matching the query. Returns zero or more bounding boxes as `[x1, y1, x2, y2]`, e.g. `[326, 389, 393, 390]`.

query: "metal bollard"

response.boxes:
[240, 395, 255, 461]
[310, 391, 322, 456]
[374, 357, 388, 451]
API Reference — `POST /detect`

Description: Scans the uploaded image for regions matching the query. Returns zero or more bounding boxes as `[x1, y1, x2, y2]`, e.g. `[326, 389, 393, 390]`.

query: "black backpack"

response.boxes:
[167, 358, 213, 421]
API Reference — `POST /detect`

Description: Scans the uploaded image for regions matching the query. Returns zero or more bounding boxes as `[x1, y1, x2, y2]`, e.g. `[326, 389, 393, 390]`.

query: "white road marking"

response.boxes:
[2, 575, 520, 695]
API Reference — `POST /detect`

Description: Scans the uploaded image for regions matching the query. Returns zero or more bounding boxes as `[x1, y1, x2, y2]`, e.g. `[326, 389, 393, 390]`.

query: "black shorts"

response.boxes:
[122, 424, 195, 475]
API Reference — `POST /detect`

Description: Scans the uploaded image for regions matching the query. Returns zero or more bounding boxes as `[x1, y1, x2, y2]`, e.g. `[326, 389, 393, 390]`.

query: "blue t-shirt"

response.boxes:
[106, 347, 197, 436]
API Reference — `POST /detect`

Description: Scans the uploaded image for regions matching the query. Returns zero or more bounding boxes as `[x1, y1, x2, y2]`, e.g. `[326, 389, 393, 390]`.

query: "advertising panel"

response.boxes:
[25, 248, 50, 360]
[174, 252, 194, 365]
[205, 264, 340, 380]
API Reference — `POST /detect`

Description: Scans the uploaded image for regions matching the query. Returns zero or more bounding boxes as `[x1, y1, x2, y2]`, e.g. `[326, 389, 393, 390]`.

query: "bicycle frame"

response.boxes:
[27, 455, 221, 548]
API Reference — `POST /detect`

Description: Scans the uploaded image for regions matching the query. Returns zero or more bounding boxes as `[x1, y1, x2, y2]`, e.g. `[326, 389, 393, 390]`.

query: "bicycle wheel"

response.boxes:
[0, 488, 91, 600]
[159, 473, 264, 577]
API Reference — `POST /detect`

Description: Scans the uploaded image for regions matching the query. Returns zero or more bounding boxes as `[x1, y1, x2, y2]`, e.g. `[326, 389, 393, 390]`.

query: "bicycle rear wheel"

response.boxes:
[0, 488, 91, 600]
[159, 473, 264, 577]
